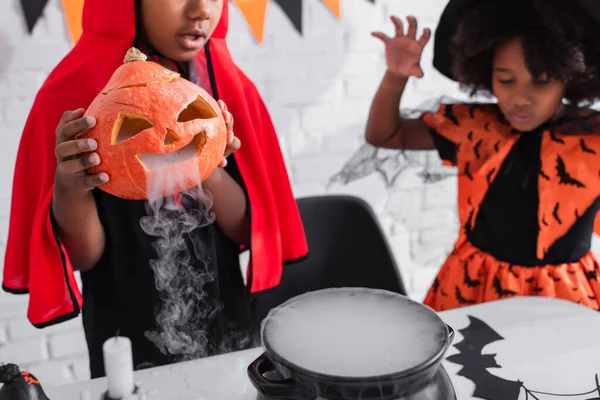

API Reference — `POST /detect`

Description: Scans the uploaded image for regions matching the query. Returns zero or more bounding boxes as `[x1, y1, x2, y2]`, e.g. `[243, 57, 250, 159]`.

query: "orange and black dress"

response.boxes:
[420, 102, 600, 312]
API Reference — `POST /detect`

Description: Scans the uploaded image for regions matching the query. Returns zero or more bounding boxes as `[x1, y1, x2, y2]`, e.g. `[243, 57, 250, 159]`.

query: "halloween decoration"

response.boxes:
[81, 47, 228, 200]
[0, 363, 50, 400]
[448, 315, 600, 399]
[22, 0, 377, 45]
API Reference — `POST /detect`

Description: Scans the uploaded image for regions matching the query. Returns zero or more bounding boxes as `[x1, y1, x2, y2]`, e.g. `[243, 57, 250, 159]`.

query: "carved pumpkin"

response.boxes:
[81, 47, 228, 200]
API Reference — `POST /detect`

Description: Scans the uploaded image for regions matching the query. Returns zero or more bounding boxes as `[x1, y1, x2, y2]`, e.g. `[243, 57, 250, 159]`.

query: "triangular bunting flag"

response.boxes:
[20, 0, 50, 33]
[321, 0, 341, 18]
[272, 0, 303, 34]
[231, 0, 270, 43]
[61, 0, 84, 44]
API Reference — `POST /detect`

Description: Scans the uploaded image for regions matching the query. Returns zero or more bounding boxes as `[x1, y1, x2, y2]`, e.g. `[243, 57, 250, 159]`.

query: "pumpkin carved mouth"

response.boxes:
[138, 132, 206, 170]
[110, 97, 215, 171]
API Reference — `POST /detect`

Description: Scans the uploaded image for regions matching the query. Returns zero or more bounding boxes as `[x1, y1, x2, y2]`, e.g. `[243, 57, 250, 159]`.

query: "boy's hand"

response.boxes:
[54, 108, 109, 195]
[218, 100, 241, 168]
[372, 16, 431, 79]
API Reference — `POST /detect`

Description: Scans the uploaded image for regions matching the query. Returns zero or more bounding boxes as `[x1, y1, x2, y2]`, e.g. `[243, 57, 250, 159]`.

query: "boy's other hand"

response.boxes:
[218, 100, 241, 168]
[54, 108, 109, 194]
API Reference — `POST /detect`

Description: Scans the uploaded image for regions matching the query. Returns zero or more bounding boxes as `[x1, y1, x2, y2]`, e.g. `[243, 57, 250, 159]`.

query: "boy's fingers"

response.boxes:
[57, 153, 100, 174]
[55, 139, 97, 160]
[58, 116, 96, 142]
[56, 109, 85, 135]
[80, 173, 108, 189]
[229, 136, 241, 153]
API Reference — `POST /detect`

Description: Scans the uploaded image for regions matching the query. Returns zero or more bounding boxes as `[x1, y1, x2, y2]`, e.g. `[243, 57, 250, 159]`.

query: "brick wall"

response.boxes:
[2, 0, 597, 389]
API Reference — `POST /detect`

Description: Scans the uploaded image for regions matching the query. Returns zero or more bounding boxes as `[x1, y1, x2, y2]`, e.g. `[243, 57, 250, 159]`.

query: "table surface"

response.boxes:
[43, 296, 600, 400]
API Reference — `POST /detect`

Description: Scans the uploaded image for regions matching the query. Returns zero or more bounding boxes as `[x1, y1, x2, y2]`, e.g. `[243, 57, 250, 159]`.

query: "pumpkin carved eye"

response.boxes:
[113, 112, 154, 144]
[177, 97, 217, 122]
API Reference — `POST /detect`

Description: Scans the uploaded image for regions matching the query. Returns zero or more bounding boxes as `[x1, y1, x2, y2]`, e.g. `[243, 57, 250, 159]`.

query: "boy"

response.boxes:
[3, 0, 308, 377]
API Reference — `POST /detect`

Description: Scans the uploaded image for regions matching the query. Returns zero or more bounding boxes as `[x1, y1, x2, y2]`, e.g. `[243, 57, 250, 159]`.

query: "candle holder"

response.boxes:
[101, 384, 145, 400]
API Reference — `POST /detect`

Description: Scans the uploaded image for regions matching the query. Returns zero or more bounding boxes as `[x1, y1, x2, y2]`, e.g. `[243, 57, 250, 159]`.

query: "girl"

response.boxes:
[2, 0, 308, 377]
[367, 0, 600, 311]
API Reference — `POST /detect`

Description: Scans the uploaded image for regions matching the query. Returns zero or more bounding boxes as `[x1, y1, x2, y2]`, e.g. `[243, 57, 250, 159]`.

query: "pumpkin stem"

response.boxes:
[124, 47, 148, 63]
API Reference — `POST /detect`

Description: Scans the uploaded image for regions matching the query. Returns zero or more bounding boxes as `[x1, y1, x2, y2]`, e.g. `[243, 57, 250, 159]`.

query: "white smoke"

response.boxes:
[139, 158, 249, 362]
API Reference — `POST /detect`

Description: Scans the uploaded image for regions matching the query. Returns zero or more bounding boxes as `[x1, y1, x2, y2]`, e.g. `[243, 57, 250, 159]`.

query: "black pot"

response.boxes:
[247, 288, 456, 400]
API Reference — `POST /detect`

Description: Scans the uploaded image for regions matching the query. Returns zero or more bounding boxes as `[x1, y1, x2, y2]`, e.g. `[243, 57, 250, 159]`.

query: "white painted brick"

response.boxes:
[386, 229, 414, 272]
[328, 173, 389, 214]
[25, 359, 75, 387]
[323, 130, 363, 155]
[292, 154, 353, 185]
[0, 72, 46, 100]
[284, 128, 325, 158]
[3, 100, 34, 130]
[423, 179, 458, 210]
[0, 337, 48, 364]
[9, 315, 83, 340]
[269, 77, 344, 106]
[0, 322, 7, 344]
[0, 294, 29, 319]
[344, 76, 382, 100]
[70, 356, 91, 382]
[300, 100, 371, 131]
[267, 104, 301, 132]
[411, 267, 440, 293]
[292, 183, 326, 199]
[49, 331, 88, 359]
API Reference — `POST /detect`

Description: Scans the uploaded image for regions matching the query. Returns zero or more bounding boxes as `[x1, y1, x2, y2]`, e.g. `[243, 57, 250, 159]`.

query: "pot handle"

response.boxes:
[247, 352, 313, 400]
[445, 324, 455, 349]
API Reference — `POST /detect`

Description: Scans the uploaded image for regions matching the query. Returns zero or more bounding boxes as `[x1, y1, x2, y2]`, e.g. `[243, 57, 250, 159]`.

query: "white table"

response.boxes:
[44, 297, 600, 400]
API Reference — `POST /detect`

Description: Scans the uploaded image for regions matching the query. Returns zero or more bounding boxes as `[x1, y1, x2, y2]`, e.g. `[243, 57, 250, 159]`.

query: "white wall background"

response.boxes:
[2, 0, 592, 389]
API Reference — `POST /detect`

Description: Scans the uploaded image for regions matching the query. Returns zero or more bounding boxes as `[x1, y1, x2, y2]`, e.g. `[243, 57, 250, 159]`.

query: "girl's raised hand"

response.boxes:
[372, 16, 431, 79]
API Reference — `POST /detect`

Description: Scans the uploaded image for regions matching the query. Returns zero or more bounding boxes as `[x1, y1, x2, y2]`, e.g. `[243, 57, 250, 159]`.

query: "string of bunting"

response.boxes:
[20, 0, 375, 45]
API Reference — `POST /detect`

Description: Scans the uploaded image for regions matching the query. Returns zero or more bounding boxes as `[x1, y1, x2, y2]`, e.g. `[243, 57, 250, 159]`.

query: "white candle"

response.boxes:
[103, 336, 135, 398]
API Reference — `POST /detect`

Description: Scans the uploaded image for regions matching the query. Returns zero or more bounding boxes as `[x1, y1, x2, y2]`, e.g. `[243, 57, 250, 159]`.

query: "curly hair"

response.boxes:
[450, 0, 600, 105]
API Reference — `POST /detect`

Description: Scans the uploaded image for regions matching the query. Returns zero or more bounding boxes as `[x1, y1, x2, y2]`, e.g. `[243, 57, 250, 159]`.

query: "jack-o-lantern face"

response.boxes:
[81, 47, 227, 200]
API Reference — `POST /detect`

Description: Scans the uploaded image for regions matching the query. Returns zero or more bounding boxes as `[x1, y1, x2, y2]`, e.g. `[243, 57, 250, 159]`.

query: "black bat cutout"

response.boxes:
[556, 155, 586, 188]
[447, 317, 600, 400]
[446, 316, 522, 399]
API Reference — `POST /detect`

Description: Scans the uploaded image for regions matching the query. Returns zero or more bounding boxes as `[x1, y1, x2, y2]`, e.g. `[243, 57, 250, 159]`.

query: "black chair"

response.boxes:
[250, 195, 408, 339]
